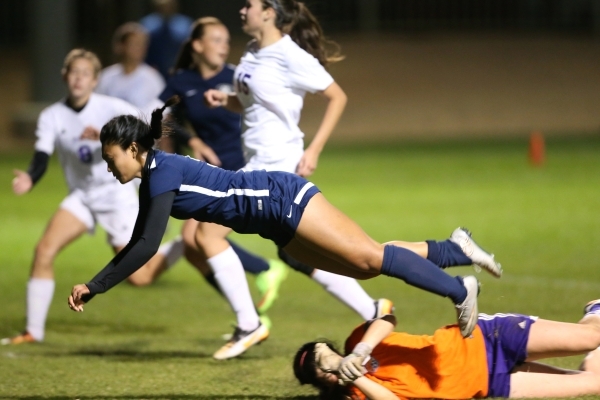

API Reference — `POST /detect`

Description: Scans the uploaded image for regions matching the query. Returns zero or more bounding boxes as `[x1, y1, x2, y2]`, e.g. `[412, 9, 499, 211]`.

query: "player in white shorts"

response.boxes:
[199, 0, 390, 359]
[2, 49, 181, 345]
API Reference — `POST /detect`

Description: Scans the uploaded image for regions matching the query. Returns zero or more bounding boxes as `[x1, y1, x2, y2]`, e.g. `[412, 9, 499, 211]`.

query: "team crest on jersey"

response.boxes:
[216, 83, 234, 94]
[367, 356, 379, 373]
[78, 145, 93, 164]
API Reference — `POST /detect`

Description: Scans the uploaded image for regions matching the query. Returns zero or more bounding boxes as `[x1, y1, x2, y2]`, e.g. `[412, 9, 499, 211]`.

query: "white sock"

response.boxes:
[26, 278, 55, 341]
[157, 236, 184, 269]
[207, 246, 259, 331]
[311, 270, 376, 320]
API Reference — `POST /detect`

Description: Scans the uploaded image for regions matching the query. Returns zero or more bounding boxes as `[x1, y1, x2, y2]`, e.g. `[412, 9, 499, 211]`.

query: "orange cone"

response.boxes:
[528, 131, 545, 166]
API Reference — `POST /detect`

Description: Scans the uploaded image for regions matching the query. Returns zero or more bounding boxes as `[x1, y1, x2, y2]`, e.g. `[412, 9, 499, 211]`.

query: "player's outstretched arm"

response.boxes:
[67, 191, 175, 311]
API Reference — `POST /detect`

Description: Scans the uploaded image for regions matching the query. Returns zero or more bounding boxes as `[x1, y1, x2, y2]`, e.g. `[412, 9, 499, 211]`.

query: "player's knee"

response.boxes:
[586, 324, 600, 349]
[182, 229, 196, 248]
[353, 247, 384, 275]
[34, 240, 58, 265]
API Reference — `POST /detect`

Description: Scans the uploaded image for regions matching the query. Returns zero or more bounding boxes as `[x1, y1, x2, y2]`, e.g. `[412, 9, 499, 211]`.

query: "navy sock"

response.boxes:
[228, 239, 269, 275]
[426, 240, 472, 268]
[381, 245, 467, 304]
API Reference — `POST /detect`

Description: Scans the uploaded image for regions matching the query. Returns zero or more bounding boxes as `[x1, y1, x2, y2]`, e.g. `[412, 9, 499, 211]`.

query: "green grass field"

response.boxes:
[2, 137, 600, 399]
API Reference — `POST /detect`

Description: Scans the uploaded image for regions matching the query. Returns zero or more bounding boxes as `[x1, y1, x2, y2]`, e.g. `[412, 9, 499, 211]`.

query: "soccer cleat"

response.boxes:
[213, 323, 269, 360]
[0, 331, 36, 345]
[455, 276, 480, 338]
[373, 298, 395, 319]
[450, 227, 503, 278]
[583, 299, 600, 316]
[255, 259, 289, 314]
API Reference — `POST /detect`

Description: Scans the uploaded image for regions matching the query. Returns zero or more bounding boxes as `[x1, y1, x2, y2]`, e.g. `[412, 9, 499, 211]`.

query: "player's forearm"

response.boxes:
[361, 315, 397, 349]
[27, 151, 50, 185]
[352, 377, 398, 400]
[308, 82, 347, 153]
[83, 191, 175, 300]
[85, 237, 159, 296]
[224, 94, 243, 114]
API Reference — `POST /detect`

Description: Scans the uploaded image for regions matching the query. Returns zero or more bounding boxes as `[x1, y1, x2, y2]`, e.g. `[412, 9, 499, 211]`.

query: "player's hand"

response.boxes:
[189, 137, 222, 166]
[339, 353, 368, 382]
[80, 126, 100, 140]
[338, 342, 373, 382]
[204, 89, 228, 108]
[314, 343, 341, 372]
[68, 284, 90, 312]
[296, 147, 319, 177]
[12, 169, 32, 195]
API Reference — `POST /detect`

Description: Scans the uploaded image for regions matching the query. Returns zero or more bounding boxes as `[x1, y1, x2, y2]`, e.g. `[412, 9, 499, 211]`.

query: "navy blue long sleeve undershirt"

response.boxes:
[82, 190, 176, 302]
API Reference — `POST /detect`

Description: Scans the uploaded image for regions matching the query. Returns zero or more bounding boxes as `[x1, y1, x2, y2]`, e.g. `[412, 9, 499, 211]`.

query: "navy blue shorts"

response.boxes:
[477, 313, 537, 398]
[260, 172, 321, 247]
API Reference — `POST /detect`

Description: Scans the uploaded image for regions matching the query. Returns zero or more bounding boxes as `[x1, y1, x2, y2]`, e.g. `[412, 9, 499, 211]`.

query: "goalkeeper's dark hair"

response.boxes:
[100, 96, 180, 151]
[293, 341, 347, 400]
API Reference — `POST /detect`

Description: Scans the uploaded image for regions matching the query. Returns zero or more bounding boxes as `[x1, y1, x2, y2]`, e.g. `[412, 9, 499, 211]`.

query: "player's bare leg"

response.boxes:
[2, 208, 86, 345]
[291, 193, 479, 337]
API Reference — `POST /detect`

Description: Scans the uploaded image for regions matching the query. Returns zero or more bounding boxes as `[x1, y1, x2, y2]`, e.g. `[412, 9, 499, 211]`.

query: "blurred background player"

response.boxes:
[1, 49, 181, 345]
[294, 301, 600, 399]
[140, 0, 192, 80]
[96, 22, 165, 116]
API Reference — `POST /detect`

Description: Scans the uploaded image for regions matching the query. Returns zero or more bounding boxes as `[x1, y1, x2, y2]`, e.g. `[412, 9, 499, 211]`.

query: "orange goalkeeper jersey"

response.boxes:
[346, 323, 488, 400]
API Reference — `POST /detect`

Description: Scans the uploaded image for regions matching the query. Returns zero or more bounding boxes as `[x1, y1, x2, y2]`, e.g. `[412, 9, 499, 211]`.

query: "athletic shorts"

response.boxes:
[477, 313, 538, 398]
[242, 146, 304, 174]
[260, 171, 321, 247]
[60, 182, 138, 247]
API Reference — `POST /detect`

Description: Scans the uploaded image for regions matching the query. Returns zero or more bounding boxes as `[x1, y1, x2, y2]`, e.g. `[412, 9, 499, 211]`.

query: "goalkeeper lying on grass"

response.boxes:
[294, 301, 600, 399]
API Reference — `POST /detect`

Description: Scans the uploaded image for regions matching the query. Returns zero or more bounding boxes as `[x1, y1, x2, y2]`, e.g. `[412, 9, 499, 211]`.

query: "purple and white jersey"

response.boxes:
[34, 93, 140, 192]
[234, 35, 334, 163]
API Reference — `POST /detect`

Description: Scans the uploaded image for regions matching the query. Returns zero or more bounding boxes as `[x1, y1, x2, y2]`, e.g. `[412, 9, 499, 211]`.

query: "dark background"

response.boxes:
[1, 0, 599, 148]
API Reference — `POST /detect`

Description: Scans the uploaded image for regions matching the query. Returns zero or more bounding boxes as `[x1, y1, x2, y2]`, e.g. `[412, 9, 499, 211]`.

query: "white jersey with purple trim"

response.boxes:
[34, 93, 140, 192]
[96, 63, 165, 115]
[234, 35, 334, 164]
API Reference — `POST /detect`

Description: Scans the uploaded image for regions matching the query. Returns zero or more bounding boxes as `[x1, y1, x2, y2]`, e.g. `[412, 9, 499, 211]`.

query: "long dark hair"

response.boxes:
[262, 0, 343, 67]
[100, 96, 180, 151]
[172, 17, 224, 72]
[293, 341, 348, 400]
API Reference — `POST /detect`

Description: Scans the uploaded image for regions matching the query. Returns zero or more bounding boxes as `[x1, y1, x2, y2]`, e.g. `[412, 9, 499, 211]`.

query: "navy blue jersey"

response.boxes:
[142, 150, 320, 246]
[160, 67, 244, 171]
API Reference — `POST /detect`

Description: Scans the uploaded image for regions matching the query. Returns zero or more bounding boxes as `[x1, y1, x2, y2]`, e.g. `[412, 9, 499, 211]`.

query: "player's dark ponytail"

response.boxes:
[263, 0, 343, 67]
[172, 17, 225, 72]
[100, 96, 180, 151]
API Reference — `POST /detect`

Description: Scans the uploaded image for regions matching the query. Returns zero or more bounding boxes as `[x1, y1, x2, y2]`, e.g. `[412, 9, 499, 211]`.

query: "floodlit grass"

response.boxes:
[1, 137, 600, 399]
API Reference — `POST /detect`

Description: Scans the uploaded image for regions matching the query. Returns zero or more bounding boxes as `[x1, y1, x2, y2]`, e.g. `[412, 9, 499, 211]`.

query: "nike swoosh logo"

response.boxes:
[286, 205, 292, 218]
